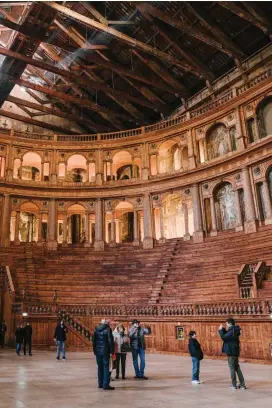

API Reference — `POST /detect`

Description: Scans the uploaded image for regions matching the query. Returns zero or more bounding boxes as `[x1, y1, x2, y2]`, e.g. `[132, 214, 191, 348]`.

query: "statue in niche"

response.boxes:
[20, 222, 28, 242]
[215, 183, 237, 230]
[207, 124, 230, 160]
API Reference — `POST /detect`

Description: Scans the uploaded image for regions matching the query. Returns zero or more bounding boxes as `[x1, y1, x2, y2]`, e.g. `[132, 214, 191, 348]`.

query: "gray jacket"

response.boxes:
[128, 326, 151, 350]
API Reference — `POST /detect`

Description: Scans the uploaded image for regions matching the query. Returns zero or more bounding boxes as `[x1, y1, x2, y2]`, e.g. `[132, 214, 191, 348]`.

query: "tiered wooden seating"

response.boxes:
[159, 225, 272, 303]
[27, 241, 177, 305]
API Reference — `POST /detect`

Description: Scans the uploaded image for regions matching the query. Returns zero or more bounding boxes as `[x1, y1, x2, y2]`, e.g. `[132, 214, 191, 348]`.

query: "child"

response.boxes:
[188, 330, 204, 384]
[15, 323, 24, 356]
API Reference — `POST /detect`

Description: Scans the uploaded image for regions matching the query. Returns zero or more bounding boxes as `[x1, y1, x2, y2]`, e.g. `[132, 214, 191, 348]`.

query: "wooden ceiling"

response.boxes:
[0, 1, 271, 134]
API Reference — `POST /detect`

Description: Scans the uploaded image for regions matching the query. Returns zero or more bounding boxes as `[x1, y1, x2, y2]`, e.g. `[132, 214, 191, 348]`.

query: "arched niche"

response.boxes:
[256, 97, 272, 138]
[214, 182, 237, 230]
[19, 201, 39, 242]
[114, 201, 134, 243]
[67, 154, 87, 182]
[206, 123, 230, 160]
[158, 140, 179, 174]
[22, 152, 41, 181]
[66, 203, 86, 244]
[161, 193, 184, 239]
[113, 151, 140, 180]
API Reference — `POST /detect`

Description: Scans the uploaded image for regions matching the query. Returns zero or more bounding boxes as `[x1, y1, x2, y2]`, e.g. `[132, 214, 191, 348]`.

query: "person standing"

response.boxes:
[93, 318, 115, 391]
[54, 320, 67, 361]
[113, 324, 129, 379]
[188, 330, 204, 384]
[24, 322, 33, 356]
[15, 324, 24, 356]
[219, 318, 247, 390]
[0, 320, 7, 348]
[128, 319, 151, 380]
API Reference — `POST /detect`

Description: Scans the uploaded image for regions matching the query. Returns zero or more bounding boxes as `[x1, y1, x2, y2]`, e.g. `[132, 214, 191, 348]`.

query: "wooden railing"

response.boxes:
[237, 261, 268, 298]
[5, 65, 271, 144]
[58, 309, 92, 345]
[1, 266, 15, 302]
[25, 299, 272, 317]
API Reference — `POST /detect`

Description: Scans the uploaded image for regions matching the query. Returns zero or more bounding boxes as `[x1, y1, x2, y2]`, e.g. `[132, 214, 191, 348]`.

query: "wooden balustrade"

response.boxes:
[25, 299, 272, 318]
[3, 65, 270, 144]
[1, 266, 16, 302]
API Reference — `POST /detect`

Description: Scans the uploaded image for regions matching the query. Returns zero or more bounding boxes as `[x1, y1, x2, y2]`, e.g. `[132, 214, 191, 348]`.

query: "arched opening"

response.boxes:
[22, 152, 41, 181]
[214, 182, 237, 230]
[113, 151, 140, 180]
[19, 202, 39, 242]
[158, 140, 178, 174]
[67, 204, 86, 244]
[115, 201, 134, 243]
[206, 124, 230, 160]
[256, 97, 272, 138]
[181, 147, 189, 169]
[162, 194, 184, 238]
[67, 155, 87, 182]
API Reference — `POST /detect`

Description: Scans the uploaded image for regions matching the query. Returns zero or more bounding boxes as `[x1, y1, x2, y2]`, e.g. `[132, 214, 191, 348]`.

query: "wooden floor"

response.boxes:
[0, 350, 271, 408]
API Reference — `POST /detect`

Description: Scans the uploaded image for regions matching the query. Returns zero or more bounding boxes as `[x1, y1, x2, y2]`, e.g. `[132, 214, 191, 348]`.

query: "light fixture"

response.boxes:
[22, 312, 28, 317]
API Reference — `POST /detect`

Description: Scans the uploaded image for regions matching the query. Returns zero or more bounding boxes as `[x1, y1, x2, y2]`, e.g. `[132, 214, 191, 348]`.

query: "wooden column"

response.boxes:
[242, 166, 257, 233]
[14, 211, 21, 245]
[192, 184, 204, 242]
[183, 203, 191, 241]
[84, 211, 90, 247]
[234, 189, 244, 231]
[143, 194, 153, 249]
[47, 198, 58, 250]
[62, 212, 68, 247]
[159, 206, 166, 243]
[0, 194, 11, 247]
[210, 196, 218, 236]
[94, 198, 104, 251]
[133, 210, 139, 246]
[262, 180, 272, 225]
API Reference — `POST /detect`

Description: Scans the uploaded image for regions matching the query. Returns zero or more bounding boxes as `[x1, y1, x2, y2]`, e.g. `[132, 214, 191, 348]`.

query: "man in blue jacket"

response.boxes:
[93, 319, 115, 391]
[219, 318, 246, 390]
[54, 320, 68, 361]
[128, 319, 151, 380]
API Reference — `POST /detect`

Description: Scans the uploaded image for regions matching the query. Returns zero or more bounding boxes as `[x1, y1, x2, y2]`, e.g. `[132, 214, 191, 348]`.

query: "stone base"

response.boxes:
[142, 168, 150, 180]
[109, 241, 117, 247]
[13, 240, 21, 246]
[265, 217, 272, 225]
[193, 230, 204, 243]
[94, 240, 104, 251]
[235, 224, 244, 232]
[158, 237, 166, 244]
[210, 230, 218, 237]
[143, 237, 154, 249]
[183, 234, 191, 241]
[46, 240, 58, 251]
[133, 239, 140, 246]
[84, 242, 91, 248]
[244, 220, 257, 234]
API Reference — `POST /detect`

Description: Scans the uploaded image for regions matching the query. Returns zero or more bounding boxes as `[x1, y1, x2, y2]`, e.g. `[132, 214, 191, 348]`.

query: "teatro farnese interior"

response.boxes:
[0, 1, 272, 406]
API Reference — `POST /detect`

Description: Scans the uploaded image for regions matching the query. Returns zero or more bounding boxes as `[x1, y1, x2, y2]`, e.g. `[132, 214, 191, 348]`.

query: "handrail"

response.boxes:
[4, 65, 271, 144]
[25, 298, 272, 317]
[1, 266, 15, 302]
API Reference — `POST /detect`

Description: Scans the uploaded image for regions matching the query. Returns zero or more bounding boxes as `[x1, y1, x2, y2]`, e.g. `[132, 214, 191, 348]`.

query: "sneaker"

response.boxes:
[134, 376, 141, 379]
[98, 385, 103, 389]
[122, 377, 126, 380]
[239, 385, 247, 390]
[62, 357, 66, 361]
[230, 385, 238, 390]
[140, 376, 148, 380]
[56, 357, 60, 360]
[103, 386, 115, 390]
[192, 380, 200, 384]
[29, 354, 32, 356]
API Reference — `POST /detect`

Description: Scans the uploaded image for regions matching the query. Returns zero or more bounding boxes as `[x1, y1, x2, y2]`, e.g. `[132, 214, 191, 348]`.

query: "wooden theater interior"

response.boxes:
[0, 0, 272, 369]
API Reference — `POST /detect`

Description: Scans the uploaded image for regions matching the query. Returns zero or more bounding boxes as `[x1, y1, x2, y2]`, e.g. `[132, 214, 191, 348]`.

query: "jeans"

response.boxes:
[96, 355, 110, 388]
[24, 339, 32, 355]
[0, 333, 5, 348]
[16, 343, 21, 354]
[116, 353, 127, 378]
[192, 357, 200, 381]
[57, 341, 66, 358]
[227, 356, 245, 387]
[132, 348, 145, 377]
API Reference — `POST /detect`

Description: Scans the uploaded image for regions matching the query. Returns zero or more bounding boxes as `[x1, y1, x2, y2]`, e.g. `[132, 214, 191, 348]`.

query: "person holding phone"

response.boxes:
[128, 319, 151, 380]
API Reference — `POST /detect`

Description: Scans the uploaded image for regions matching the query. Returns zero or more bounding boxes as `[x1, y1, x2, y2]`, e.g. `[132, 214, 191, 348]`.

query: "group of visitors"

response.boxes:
[93, 318, 151, 390]
[188, 318, 246, 390]
[15, 322, 32, 356]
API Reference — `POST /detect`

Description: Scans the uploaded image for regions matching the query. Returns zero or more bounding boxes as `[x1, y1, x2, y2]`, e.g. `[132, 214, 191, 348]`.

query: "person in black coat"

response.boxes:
[54, 320, 68, 361]
[0, 320, 7, 348]
[219, 318, 246, 390]
[93, 319, 115, 391]
[188, 331, 204, 384]
[15, 324, 24, 355]
[24, 322, 33, 356]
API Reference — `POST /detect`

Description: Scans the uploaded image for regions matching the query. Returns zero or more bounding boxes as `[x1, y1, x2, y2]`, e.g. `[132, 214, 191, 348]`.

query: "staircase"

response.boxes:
[237, 261, 269, 298]
[58, 308, 92, 347]
[24, 244, 39, 303]
[149, 239, 179, 304]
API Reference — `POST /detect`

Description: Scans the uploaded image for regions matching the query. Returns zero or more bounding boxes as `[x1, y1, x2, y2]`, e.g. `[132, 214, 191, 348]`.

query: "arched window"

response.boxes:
[158, 140, 178, 174]
[257, 97, 272, 138]
[67, 155, 87, 182]
[22, 152, 41, 181]
[214, 182, 236, 230]
[206, 124, 230, 160]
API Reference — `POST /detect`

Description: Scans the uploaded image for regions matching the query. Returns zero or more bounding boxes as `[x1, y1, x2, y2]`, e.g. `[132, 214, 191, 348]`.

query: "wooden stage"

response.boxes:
[0, 350, 271, 408]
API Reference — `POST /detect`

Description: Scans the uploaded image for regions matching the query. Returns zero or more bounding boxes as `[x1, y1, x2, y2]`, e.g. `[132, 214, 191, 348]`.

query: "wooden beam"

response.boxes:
[134, 2, 233, 57]
[241, 2, 272, 38]
[0, 108, 78, 134]
[6, 95, 110, 133]
[43, 1, 213, 71]
[108, 21, 137, 26]
[184, 2, 245, 59]
[218, 2, 272, 36]
[10, 78, 129, 120]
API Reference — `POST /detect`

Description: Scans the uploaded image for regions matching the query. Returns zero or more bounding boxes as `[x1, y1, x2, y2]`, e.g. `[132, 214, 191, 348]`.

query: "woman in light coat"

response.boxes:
[113, 324, 129, 379]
